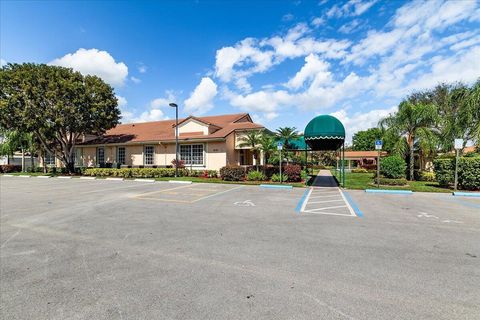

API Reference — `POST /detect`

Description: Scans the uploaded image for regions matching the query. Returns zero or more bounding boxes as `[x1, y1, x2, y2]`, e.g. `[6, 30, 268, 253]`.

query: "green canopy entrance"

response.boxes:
[304, 115, 345, 151]
[303, 115, 347, 187]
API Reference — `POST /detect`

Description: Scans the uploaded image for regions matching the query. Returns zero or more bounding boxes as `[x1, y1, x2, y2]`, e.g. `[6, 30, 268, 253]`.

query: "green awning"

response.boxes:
[304, 115, 345, 151]
[276, 136, 310, 150]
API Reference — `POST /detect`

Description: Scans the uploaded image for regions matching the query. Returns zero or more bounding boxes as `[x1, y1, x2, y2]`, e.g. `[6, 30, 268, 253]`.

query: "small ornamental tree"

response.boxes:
[380, 155, 406, 179]
[0, 63, 120, 173]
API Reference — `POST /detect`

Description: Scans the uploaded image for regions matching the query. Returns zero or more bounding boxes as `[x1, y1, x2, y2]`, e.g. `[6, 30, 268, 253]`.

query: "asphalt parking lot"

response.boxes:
[1, 176, 479, 320]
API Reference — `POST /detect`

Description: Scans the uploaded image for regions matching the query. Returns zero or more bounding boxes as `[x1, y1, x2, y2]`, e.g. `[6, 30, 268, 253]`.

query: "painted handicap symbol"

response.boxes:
[234, 200, 256, 207]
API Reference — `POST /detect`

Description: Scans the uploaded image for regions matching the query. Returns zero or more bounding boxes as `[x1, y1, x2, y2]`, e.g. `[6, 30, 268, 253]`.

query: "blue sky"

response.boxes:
[1, 0, 479, 142]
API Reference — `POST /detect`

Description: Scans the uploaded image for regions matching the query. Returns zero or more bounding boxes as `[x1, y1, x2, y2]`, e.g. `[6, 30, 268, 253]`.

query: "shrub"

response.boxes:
[246, 170, 267, 181]
[0, 164, 22, 173]
[374, 177, 408, 186]
[458, 157, 480, 190]
[220, 166, 245, 181]
[283, 164, 302, 182]
[419, 171, 436, 182]
[83, 167, 188, 178]
[352, 168, 368, 173]
[171, 159, 185, 168]
[380, 156, 406, 179]
[271, 173, 288, 182]
[433, 158, 454, 186]
[301, 170, 308, 181]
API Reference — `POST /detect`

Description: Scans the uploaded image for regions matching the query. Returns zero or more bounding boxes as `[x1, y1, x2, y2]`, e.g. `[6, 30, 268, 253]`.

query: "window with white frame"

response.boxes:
[144, 146, 154, 165]
[117, 147, 126, 165]
[180, 144, 204, 165]
[44, 151, 55, 166]
[97, 147, 105, 164]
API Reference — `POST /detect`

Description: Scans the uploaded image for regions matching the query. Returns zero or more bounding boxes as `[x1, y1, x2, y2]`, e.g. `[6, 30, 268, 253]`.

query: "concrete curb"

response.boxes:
[260, 184, 293, 189]
[105, 177, 124, 181]
[57, 176, 72, 179]
[36, 176, 51, 178]
[17, 175, 31, 178]
[168, 180, 192, 184]
[2, 174, 14, 177]
[453, 192, 480, 197]
[365, 189, 412, 194]
[79, 177, 96, 180]
[134, 179, 155, 182]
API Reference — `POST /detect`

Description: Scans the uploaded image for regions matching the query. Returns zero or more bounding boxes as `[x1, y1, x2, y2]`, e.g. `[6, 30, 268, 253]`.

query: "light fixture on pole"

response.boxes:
[169, 103, 179, 178]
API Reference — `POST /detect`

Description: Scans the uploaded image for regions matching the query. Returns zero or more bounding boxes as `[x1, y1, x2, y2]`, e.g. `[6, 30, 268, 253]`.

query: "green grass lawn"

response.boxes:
[331, 170, 452, 193]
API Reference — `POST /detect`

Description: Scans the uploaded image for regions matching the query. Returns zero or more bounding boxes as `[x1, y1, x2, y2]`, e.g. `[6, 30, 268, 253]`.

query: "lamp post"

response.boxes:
[169, 103, 179, 177]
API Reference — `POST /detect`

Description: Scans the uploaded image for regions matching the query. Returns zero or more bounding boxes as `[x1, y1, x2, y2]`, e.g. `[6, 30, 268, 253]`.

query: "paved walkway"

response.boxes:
[311, 169, 338, 187]
[301, 170, 356, 216]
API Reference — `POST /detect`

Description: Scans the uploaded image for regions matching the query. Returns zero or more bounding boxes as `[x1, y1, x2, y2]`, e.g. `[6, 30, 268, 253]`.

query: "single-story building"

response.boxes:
[41, 113, 265, 171]
[339, 151, 388, 170]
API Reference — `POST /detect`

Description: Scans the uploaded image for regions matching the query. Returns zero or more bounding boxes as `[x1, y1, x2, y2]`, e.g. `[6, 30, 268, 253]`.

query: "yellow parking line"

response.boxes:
[133, 184, 194, 198]
[135, 197, 193, 203]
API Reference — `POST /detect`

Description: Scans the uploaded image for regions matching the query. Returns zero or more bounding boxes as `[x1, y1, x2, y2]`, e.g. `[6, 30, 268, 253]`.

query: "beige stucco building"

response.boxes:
[42, 113, 265, 171]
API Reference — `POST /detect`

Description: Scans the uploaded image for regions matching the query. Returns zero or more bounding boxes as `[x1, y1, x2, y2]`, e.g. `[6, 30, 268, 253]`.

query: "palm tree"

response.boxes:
[276, 127, 299, 149]
[258, 132, 276, 172]
[380, 101, 438, 180]
[239, 130, 262, 171]
[276, 127, 299, 164]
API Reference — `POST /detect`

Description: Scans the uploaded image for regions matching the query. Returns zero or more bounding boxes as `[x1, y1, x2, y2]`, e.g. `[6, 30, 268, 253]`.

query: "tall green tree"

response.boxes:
[0, 129, 36, 172]
[276, 127, 299, 164]
[239, 130, 262, 171]
[380, 101, 438, 180]
[409, 82, 479, 152]
[0, 63, 120, 173]
[258, 132, 276, 171]
[352, 128, 382, 151]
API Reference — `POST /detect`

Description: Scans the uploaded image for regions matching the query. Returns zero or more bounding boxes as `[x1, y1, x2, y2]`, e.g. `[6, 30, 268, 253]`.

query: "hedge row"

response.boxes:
[83, 168, 218, 178]
[433, 156, 480, 190]
[0, 165, 22, 173]
[220, 164, 301, 182]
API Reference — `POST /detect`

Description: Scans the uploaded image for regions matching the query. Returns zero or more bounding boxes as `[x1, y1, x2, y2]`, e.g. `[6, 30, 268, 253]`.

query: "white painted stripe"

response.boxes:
[17, 175, 31, 178]
[192, 185, 244, 202]
[304, 211, 355, 217]
[57, 176, 72, 179]
[307, 199, 343, 204]
[105, 177, 124, 181]
[300, 188, 313, 212]
[79, 176, 96, 180]
[308, 195, 340, 199]
[306, 205, 347, 212]
[2, 174, 14, 177]
[168, 180, 192, 184]
[36, 176, 51, 178]
[339, 189, 356, 217]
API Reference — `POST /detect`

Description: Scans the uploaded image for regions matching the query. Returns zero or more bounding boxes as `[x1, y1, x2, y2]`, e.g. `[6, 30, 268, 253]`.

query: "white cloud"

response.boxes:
[137, 63, 147, 73]
[116, 95, 127, 107]
[286, 54, 331, 90]
[311, 17, 325, 27]
[405, 46, 480, 92]
[338, 19, 362, 34]
[131, 76, 141, 84]
[330, 106, 396, 144]
[327, 0, 377, 18]
[132, 109, 166, 123]
[49, 48, 128, 86]
[0, 59, 6, 66]
[184, 77, 218, 115]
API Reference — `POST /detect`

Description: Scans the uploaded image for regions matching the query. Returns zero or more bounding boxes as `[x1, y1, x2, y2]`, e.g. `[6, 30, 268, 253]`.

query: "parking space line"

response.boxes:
[192, 185, 244, 202]
[309, 195, 340, 199]
[307, 205, 348, 211]
[308, 199, 344, 204]
[133, 184, 195, 197]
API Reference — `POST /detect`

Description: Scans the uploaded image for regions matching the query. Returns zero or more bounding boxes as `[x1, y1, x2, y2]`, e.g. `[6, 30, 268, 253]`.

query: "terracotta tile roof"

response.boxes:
[79, 113, 264, 145]
[343, 151, 388, 158]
